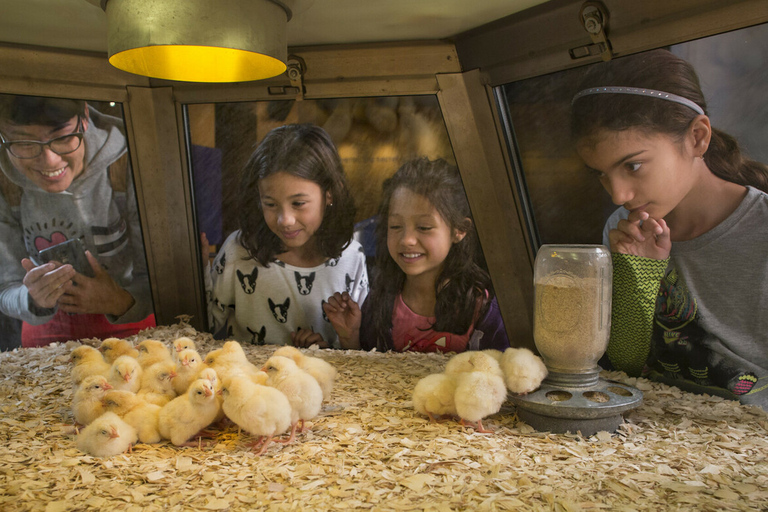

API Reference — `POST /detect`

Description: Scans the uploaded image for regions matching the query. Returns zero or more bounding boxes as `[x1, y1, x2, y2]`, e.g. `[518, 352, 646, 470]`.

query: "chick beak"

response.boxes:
[216, 389, 223, 397]
[123, 373, 131, 382]
[168, 371, 178, 380]
[109, 427, 119, 439]
[204, 387, 213, 398]
[260, 365, 267, 372]
[98, 346, 106, 353]
[182, 360, 189, 367]
[104, 382, 113, 390]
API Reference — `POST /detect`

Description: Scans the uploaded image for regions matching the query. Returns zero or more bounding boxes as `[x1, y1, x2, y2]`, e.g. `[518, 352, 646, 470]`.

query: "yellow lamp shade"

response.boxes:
[104, 0, 290, 82]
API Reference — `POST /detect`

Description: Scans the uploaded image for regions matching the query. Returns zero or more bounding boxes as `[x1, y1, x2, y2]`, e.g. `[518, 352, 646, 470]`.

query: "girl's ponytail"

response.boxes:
[707, 128, 768, 193]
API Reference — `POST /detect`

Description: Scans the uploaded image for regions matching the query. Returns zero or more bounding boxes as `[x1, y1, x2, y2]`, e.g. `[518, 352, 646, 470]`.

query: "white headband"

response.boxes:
[572, 86, 705, 116]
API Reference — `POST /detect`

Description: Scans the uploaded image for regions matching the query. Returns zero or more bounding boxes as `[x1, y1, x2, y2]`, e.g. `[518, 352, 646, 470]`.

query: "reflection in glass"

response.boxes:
[0, 94, 155, 349]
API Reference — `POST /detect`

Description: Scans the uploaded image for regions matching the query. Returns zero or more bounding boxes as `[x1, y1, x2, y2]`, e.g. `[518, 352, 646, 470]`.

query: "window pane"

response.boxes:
[186, 96, 504, 349]
[0, 94, 155, 349]
[499, 23, 768, 246]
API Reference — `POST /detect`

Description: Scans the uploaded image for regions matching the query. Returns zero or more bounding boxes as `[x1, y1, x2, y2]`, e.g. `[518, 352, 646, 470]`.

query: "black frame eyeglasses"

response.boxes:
[0, 116, 85, 159]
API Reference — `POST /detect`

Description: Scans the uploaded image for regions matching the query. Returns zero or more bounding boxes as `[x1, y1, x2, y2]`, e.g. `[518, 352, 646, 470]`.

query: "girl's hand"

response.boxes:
[57, 251, 135, 317]
[609, 210, 671, 260]
[323, 292, 361, 349]
[291, 327, 329, 349]
[21, 258, 76, 309]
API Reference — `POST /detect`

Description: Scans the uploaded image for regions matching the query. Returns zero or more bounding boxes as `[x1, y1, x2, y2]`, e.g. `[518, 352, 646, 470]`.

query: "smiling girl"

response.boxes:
[571, 49, 768, 409]
[323, 158, 509, 353]
[206, 124, 368, 348]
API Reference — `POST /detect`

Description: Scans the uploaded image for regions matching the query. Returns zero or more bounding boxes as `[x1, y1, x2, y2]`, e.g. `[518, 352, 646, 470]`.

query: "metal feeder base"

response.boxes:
[510, 378, 643, 437]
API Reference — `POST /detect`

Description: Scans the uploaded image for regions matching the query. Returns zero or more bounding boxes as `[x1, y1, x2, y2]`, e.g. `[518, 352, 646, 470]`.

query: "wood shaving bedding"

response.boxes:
[0, 319, 766, 511]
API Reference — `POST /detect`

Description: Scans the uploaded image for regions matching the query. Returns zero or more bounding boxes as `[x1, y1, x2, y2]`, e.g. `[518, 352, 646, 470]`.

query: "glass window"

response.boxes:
[186, 95, 504, 349]
[498, 23, 768, 247]
[0, 94, 155, 349]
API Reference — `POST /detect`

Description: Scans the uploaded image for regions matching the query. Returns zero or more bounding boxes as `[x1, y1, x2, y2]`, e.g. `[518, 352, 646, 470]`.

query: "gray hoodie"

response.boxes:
[0, 107, 153, 325]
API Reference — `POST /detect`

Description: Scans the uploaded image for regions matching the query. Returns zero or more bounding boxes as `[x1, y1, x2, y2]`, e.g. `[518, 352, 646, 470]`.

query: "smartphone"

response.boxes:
[37, 238, 94, 277]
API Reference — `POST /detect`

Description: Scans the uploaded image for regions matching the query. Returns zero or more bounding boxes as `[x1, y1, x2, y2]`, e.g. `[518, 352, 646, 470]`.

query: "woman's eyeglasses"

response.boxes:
[0, 116, 84, 159]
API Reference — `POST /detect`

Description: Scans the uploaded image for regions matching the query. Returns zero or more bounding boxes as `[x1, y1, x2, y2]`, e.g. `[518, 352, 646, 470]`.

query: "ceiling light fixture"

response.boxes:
[88, 0, 292, 82]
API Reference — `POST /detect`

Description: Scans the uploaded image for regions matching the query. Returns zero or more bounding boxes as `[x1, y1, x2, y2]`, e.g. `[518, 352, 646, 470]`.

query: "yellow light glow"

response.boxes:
[109, 45, 287, 83]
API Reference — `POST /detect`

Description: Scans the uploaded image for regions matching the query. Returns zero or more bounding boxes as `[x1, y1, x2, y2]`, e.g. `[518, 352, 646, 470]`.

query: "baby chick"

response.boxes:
[204, 340, 261, 382]
[158, 378, 220, 446]
[445, 351, 507, 433]
[262, 355, 323, 444]
[137, 361, 178, 407]
[107, 355, 143, 393]
[136, 339, 173, 369]
[70, 345, 111, 386]
[99, 337, 139, 364]
[102, 390, 163, 444]
[72, 375, 113, 426]
[173, 349, 205, 395]
[171, 337, 197, 363]
[76, 412, 138, 457]
[500, 347, 548, 395]
[412, 373, 457, 423]
[220, 375, 292, 456]
[198, 367, 226, 424]
[272, 346, 337, 401]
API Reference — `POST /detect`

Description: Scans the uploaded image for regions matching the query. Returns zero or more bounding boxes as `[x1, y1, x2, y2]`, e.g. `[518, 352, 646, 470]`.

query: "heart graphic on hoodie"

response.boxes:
[35, 232, 68, 251]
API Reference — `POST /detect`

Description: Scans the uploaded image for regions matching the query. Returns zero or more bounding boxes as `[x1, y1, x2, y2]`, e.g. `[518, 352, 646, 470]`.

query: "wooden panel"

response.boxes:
[455, 0, 768, 85]
[437, 70, 535, 350]
[122, 87, 205, 329]
[0, 43, 148, 99]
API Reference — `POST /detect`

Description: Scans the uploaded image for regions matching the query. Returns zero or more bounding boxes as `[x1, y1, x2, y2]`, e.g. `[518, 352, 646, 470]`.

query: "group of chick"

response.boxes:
[70, 337, 336, 458]
[413, 348, 548, 432]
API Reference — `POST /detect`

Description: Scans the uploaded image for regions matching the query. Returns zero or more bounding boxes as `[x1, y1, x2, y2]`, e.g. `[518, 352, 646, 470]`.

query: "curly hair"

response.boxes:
[571, 49, 768, 192]
[366, 157, 494, 351]
[237, 124, 356, 266]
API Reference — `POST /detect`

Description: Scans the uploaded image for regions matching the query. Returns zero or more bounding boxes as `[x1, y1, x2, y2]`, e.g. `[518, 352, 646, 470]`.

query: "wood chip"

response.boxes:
[1, 319, 766, 510]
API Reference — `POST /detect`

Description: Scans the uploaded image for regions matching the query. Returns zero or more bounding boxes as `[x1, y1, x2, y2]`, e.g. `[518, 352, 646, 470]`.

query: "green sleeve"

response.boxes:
[607, 253, 669, 376]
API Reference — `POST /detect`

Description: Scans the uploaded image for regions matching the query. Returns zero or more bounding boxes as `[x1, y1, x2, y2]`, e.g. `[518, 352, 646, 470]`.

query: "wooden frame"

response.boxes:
[2, 1, 763, 342]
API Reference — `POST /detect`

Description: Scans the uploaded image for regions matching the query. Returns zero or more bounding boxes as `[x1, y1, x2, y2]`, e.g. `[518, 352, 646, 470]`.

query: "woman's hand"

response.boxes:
[21, 258, 76, 309]
[57, 251, 135, 317]
[323, 291, 361, 349]
[609, 210, 671, 260]
[291, 327, 329, 349]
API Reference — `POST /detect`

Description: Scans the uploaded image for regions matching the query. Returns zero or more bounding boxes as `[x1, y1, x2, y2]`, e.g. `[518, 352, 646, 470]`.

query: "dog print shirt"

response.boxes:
[206, 230, 368, 348]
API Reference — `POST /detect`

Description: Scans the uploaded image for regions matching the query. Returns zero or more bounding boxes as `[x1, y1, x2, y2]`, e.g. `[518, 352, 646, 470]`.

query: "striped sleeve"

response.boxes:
[607, 253, 668, 376]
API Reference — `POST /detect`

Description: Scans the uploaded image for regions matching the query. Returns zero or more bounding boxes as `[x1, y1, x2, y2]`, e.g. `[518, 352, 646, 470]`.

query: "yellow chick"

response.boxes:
[99, 338, 139, 364]
[72, 375, 113, 426]
[136, 339, 173, 369]
[76, 411, 138, 457]
[262, 355, 323, 444]
[158, 379, 220, 446]
[70, 345, 111, 386]
[482, 349, 504, 363]
[445, 351, 507, 433]
[107, 355, 143, 393]
[137, 361, 178, 407]
[500, 347, 548, 395]
[220, 375, 292, 456]
[198, 367, 226, 423]
[272, 346, 337, 401]
[204, 340, 261, 382]
[171, 337, 197, 363]
[173, 349, 206, 395]
[412, 373, 457, 423]
[102, 390, 163, 444]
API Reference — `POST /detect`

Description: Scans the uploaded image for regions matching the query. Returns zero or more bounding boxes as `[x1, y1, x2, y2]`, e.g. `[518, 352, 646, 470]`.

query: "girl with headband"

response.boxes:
[571, 49, 768, 410]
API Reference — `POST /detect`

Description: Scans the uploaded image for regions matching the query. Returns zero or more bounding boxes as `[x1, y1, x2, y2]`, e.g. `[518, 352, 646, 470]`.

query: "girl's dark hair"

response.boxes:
[237, 123, 355, 266]
[367, 157, 493, 351]
[0, 95, 86, 127]
[571, 49, 768, 192]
